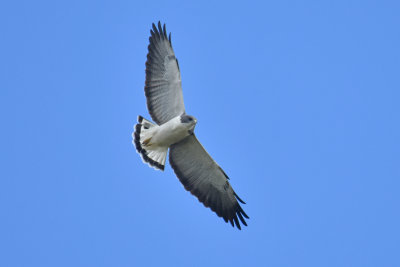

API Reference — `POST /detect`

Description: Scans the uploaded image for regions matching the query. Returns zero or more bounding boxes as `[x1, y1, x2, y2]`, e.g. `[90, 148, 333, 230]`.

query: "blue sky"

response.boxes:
[1, 0, 399, 266]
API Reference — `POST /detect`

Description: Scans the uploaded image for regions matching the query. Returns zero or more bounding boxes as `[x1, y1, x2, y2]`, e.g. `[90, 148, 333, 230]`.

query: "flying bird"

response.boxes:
[133, 22, 249, 229]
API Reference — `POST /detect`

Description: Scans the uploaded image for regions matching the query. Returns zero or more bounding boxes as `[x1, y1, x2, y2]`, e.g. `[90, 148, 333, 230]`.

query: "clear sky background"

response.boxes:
[1, 0, 399, 266]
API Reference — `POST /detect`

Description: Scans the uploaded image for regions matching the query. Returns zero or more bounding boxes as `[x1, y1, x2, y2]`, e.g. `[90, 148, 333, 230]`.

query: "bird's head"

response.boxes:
[180, 114, 197, 134]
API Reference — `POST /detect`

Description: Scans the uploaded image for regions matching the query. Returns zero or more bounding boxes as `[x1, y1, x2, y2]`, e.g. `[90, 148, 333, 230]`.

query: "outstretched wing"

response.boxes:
[145, 22, 185, 125]
[169, 135, 249, 229]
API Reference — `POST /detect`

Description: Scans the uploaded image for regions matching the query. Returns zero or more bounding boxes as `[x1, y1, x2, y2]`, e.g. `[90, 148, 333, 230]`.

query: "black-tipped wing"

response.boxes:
[145, 22, 185, 125]
[169, 135, 249, 229]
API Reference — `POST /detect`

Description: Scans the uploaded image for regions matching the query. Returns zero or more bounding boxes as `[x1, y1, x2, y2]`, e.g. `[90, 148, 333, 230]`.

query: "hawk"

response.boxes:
[132, 22, 249, 229]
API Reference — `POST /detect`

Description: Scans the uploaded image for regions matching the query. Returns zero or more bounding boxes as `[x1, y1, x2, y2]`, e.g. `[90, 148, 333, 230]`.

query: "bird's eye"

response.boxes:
[189, 117, 193, 121]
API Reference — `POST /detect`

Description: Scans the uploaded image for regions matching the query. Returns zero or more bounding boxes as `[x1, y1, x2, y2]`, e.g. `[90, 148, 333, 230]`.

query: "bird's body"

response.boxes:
[133, 22, 249, 229]
[143, 115, 195, 149]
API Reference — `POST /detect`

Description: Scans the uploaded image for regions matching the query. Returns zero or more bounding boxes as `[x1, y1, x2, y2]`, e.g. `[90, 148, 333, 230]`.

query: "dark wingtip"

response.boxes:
[234, 192, 246, 204]
[240, 207, 249, 219]
[157, 21, 162, 34]
[237, 212, 247, 226]
[163, 23, 167, 39]
[223, 203, 249, 230]
[233, 216, 241, 230]
[149, 21, 172, 49]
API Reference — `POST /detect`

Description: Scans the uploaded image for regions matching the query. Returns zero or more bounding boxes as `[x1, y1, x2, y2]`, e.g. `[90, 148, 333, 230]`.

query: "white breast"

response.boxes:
[151, 116, 191, 147]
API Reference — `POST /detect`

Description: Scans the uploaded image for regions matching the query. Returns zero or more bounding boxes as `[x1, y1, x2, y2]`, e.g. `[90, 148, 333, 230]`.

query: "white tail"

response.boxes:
[133, 116, 168, 171]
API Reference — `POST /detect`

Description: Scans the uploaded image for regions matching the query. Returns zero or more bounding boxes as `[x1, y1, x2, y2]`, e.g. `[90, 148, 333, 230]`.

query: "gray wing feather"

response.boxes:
[169, 135, 249, 229]
[145, 22, 185, 125]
